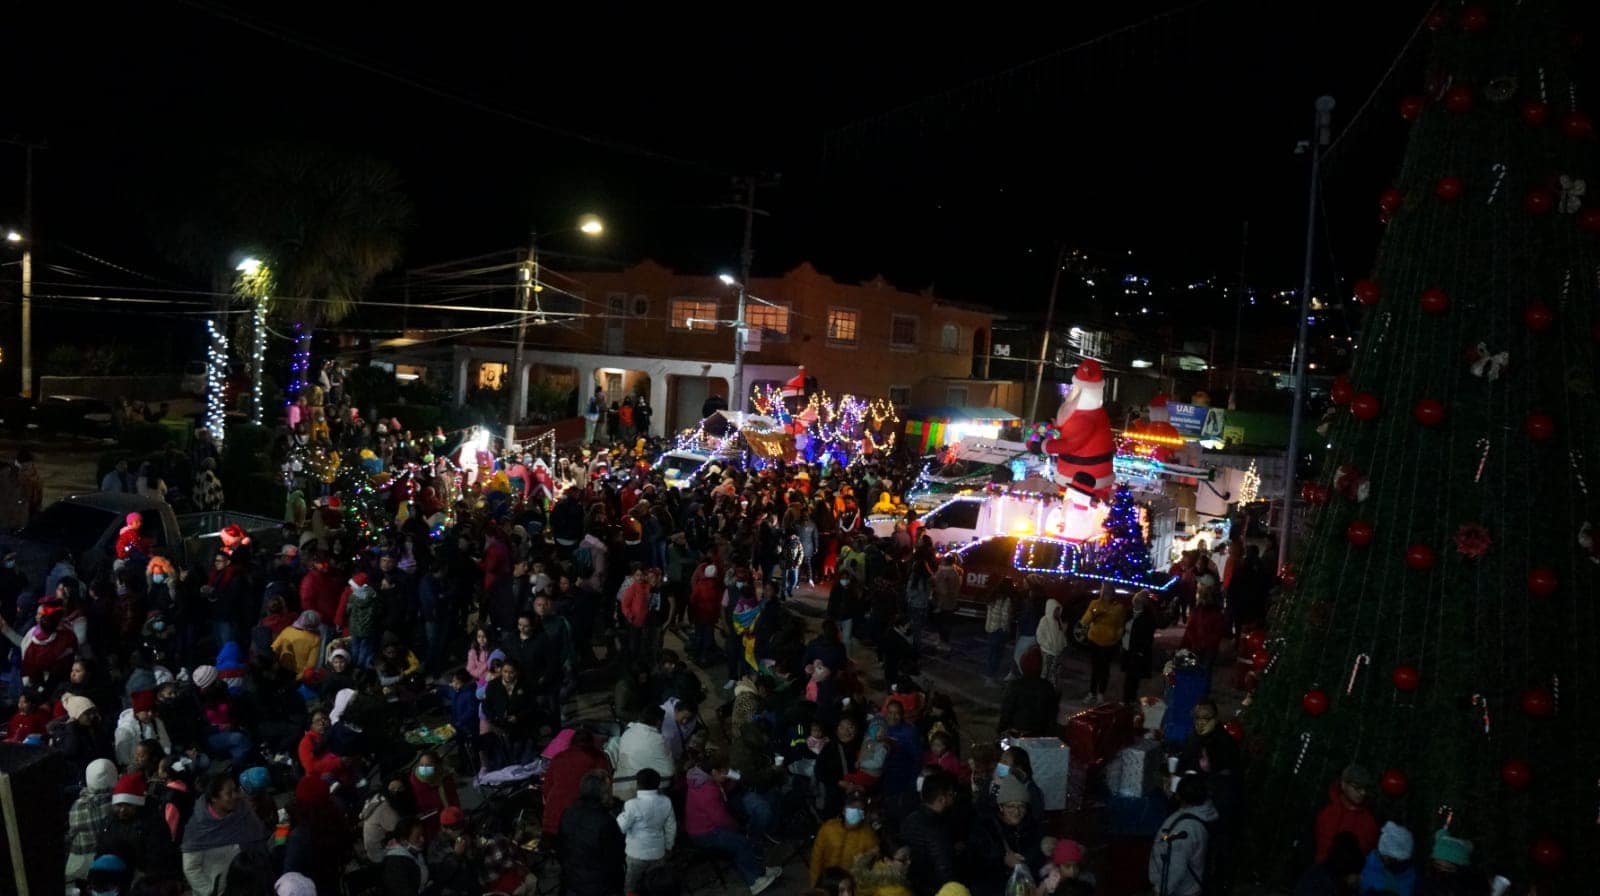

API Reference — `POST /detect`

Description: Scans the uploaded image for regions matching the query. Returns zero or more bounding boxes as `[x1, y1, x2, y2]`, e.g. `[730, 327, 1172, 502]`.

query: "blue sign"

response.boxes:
[1168, 402, 1226, 440]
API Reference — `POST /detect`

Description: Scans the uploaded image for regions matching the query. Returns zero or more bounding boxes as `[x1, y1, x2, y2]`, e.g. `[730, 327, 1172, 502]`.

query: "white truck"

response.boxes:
[915, 488, 1109, 552]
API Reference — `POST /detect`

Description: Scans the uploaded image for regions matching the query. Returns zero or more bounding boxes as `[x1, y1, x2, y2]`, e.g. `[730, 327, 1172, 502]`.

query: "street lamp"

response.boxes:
[509, 214, 603, 440]
[4, 231, 20, 244]
[236, 257, 262, 275]
[718, 273, 737, 286]
[234, 256, 271, 425]
[717, 272, 752, 413]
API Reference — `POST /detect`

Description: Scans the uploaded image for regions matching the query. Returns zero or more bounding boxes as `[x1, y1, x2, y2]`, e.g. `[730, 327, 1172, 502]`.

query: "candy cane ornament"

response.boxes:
[1294, 732, 1313, 774]
[1438, 804, 1455, 830]
[1472, 693, 1491, 734]
[1487, 163, 1507, 204]
[1553, 675, 1561, 713]
[1539, 67, 1547, 103]
[1475, 439, 1491, 483]
[1572, 449, 1590, 496]
[1346, 653, 1371, 694]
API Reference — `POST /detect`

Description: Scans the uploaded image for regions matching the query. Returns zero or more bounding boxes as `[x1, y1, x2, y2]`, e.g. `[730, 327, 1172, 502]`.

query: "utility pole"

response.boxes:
[508, 235, 536, 447]
[5, 141, 42, 398]
[1279, 96, 1335, 572]
[727, 175, 774, 412]
[1228, 221, 1248, 410]
[1026, 243, 1068, 423]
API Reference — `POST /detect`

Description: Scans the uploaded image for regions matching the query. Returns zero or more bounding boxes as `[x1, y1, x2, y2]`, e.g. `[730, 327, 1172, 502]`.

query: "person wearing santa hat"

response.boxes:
[0, 597, 79, 687]
[96, 772, 181, 881]
[1040, 360, 1116, 502]
[114, 688, 172, 767]
[336, 573, 381, 668]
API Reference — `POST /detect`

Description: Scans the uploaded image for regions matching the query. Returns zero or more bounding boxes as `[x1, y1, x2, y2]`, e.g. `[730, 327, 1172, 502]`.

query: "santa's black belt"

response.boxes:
[1062, 451, 1115, 464]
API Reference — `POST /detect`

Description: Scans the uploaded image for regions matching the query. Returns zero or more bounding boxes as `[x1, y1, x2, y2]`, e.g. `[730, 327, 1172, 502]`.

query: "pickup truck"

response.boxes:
[0, 492, 284, 585]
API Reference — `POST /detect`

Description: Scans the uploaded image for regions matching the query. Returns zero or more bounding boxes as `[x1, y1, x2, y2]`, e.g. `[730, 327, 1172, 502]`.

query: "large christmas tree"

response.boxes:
[1243, 0, 1599, 887]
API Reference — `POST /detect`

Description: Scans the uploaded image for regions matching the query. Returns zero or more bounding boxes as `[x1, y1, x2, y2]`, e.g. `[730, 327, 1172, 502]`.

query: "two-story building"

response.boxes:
[429, 260, 1022, 436]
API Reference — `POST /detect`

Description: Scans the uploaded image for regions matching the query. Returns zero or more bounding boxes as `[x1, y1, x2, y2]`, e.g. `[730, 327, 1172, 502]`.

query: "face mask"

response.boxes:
[153, 620, 166, 632]
[152, 573, 166, 584]
[839, 578, 850, 586]
[416, 765, 436, 779]
[806, 736, 827, 754]
[995, 763, 1012, 779]
[844, 806, 865, 826]
[3, 560, 13, 569]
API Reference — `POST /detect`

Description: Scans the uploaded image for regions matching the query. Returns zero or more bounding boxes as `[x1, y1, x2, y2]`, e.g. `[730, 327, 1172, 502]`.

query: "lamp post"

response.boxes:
[1279, 96, 1335, 572]
[508, 214, 603, 446]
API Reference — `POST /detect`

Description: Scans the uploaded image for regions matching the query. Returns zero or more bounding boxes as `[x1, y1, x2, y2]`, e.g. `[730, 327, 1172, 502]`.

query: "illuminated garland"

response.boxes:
[204, 320, 229, 445]
[251, 296, 269, 424]
[954, 533, 1178, 591]
[1238, 460, 1261, 505]
[287, 322, 311, 399]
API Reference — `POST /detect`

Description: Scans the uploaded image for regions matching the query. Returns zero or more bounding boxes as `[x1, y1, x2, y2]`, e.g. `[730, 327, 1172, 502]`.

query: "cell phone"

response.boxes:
[1000, 738, 1012, 750]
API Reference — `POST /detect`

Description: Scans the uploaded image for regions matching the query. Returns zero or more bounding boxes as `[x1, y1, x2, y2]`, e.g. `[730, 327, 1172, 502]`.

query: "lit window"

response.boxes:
[827, 308, 859, 345]
[941, 323, 960, 352]
[746, 303, 790, 339]
[670, 298, 718, 331]
[477, 362, 508, 391]
[891, 315, 917, 348]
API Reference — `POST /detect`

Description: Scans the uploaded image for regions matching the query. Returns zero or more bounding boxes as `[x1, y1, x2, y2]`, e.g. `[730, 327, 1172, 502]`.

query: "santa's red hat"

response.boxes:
[130, 689, 157, 715]
[220, 524, 250, 547]
[1149, 393, 1169, 407]
[112, 773, 147, 807]
[1073, 359, 1104, 384]
[781, 367, 807, 399]
[349, 573, 369, 588]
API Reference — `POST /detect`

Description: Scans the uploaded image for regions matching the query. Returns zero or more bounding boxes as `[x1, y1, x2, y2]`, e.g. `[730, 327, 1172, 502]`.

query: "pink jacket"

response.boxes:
[684, 768, 736, 838]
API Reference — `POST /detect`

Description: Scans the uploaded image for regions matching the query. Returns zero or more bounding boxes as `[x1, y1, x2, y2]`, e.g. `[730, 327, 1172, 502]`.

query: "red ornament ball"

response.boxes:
[1279, 565, 1298, 590]
[1580, 208, 1600, 233]
[1405, 543, 1436, 570]
[1419, 287, 1450, 314]
[1532, 837, 1565, 869]
[1379, 768, 1408, 796]
[1561, 111, 1595, 140]
[1250, 651, 1270, 673]
[1500, 759, 1532, 789]
[1444, 86, 1474, 114]
[1524, 303, 1555, 332]
[1524, 413, 1556, 441]
[1520, 99, 1550, 127]
[1391, 665, 1420, 691]
[1435, 176, 1464, 201]
[1459, 5, 1489, 31]
[1299, 483, 1329, 506]
[1353, 279, 1382, 306]
[1330, 377, 1354, 405]
[1412, 399, 1445, 426]
[1524, 189, 1554, 215]
[1398, 96, 1425, 121]
[1222, 720, 1244, 741]
[1527, 567, 1559, 597]
[1302, 689, 1330, 717]
[1350, 393, 1381, 420]
[1346, 520, 1375, 547]
[1521, 688, 1555, 718]
[1378, 188, 1403, 214]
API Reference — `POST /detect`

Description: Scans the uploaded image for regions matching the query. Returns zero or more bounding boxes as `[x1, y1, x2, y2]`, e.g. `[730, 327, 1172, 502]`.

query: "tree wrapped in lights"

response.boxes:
[203, 320, 229, 445]
[1097, 484, 1152, 583]
[1244, 1, 1599, 886]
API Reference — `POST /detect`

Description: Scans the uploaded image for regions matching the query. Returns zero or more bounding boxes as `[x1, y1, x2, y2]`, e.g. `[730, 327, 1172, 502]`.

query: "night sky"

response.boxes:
[4, 0, 1488, 347]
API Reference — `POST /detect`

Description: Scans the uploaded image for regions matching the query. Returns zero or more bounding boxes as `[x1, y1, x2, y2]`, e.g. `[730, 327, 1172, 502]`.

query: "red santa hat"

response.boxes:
[123, 512, 143, 530]
[349, 573, 369, 588]
[781, 367, 807, 399]
[130, 689, 157, 715]
[220, 524, 250, 548]
[1073, 359, 1104, 384]
[1149, 393, 1169, 408]
[112, 773, 147, 807]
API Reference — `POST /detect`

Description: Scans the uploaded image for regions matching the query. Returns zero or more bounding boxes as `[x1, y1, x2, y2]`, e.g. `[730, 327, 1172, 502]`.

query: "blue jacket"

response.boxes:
[448, 687, 479, 733]
[1359, 852, 1415, 896]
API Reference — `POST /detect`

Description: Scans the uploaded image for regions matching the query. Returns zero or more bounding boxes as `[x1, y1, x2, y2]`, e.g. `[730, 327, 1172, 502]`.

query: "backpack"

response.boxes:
[1154, 811, 1215, 895]
[573, 545, 595, 579]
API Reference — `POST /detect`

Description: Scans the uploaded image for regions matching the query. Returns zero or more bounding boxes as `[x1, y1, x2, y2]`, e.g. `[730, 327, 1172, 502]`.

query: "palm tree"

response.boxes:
[165, 144, 413, 327]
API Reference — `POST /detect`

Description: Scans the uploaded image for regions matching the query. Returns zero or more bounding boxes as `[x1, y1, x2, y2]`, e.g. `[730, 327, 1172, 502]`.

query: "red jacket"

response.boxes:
[20, 628, 77, 683]
[620, 578, 652, 629]
[300, 567, 344, 623]
[689, 567, 721, 626]
[1181, 604, 1227, 653]
[541, 744, 612, 834]
[479, 537, 511, 593]
[408, 771, 460, 838]
[4, 708, 49, 743]
[1314, 779, 1379, 861]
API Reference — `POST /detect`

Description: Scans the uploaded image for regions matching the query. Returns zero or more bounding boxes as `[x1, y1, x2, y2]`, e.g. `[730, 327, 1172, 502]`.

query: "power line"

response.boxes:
[175, 0, 730, 177]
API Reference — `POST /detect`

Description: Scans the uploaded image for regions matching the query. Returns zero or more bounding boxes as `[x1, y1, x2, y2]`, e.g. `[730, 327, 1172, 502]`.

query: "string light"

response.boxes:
[204, 319, 229, 445]
[251, 295, 268, 424]
[287, 321, 311, 400]
[1121, 429, 1188, 448]
[1239, 460, 1261, 504]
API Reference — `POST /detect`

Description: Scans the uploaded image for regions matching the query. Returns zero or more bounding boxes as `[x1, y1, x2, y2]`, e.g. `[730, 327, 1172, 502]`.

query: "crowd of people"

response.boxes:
[0, 371, 1513, 896]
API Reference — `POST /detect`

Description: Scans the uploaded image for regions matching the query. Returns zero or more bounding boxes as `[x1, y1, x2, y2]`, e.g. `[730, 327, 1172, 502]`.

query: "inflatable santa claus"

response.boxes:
[1041, 359, 1115, 501]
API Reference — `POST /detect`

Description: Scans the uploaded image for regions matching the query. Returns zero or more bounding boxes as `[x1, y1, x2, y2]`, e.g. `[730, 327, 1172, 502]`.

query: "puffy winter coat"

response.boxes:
[558, 794, 626, 896]
[684, 767, 737, 837]
[809, 818, 878, 885]
[541, 744, 612, 835]
[113, 708, 171, 766]
[617, 788, 676, 860]
[688, 567, 721, 625]
[609, 722, 674, 801]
